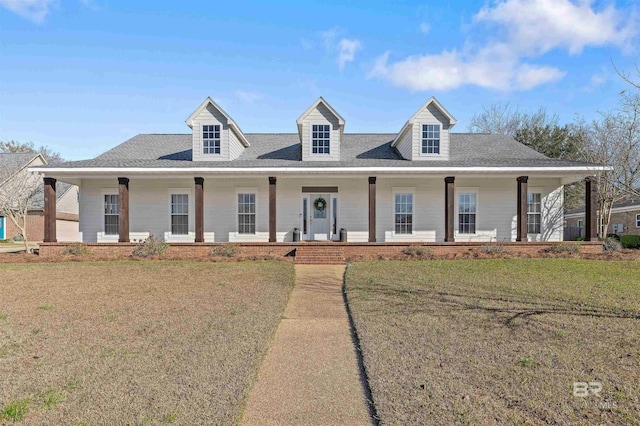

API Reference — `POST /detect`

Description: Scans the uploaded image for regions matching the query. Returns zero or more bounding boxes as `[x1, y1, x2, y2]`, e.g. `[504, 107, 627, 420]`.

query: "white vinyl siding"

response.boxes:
[191, 103, 230, 161]
[228, 128, 245, 160]
[78, 177, 565, 243]
[395, 127, 413, 160]
[300, 102, 341, 161]
[411, 102, 450, 160]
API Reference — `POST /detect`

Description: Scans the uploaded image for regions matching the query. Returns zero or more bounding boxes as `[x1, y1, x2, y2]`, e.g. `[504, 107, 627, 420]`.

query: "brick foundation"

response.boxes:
[38, 241, 603, 261]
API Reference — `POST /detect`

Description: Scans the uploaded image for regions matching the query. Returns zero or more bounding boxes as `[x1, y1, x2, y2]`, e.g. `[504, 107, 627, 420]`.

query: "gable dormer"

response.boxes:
[186, 97, 250, 161]
[392, 97, 456, 161]
[296, 97, 345, 162]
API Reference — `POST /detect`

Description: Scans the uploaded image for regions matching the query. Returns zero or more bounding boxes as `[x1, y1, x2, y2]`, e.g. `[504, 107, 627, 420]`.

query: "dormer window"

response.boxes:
[421, 124, 440, 154]
[312, 124, 331, 154]
[203, 125, 221, 154]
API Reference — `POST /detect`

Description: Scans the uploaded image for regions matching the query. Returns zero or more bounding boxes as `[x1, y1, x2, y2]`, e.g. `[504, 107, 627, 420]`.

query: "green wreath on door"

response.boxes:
[313, 197, 327, 212]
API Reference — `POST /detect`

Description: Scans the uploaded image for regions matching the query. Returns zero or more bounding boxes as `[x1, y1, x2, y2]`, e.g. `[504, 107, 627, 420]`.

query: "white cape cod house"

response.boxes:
[33, 97, 605, 245]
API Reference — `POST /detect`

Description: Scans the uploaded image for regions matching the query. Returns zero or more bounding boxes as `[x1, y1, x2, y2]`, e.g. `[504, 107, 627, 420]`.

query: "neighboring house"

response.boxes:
[565, 196, 640, 240]
[33, 97, 606, 244]
[0, 153, 80, 242]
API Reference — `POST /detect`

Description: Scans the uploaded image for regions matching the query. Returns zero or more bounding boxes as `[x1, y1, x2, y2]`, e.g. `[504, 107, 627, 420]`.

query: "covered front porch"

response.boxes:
[40, 172, 600, 245]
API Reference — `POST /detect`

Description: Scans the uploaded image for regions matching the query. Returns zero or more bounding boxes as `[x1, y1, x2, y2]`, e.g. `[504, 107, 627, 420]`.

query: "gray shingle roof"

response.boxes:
[0, 153, 73, 209]
[44, 133, 599, 169]
[29, 182, 74, 210]
[0, 153, 40, 175]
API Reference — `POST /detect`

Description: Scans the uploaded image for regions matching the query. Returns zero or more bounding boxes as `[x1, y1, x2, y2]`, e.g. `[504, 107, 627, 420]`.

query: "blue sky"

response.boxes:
[1, 0, 638, 160]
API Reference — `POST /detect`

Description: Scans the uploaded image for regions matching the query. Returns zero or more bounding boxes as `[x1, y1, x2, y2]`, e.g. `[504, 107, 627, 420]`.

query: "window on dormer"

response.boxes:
[421, 124, 440, 154]
[312, 124, 330, 154]
[203, 125, 221, 154]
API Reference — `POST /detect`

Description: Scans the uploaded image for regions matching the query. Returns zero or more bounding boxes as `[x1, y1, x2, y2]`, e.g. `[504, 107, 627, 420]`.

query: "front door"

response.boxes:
[310, 194, 330, 240]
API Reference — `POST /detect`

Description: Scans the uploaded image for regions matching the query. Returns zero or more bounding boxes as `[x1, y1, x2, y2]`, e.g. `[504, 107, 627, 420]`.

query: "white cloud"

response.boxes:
[320, 28, 363, 70]
[300, 38, 313, 50]
[370, 47, 565, 91]
[321, 28, 339, 50]
[79, 0, 100, 11]
[0, 0, 53, 23]
[474, 0, 637, 55]
[418, 22, 430, 35]
[235, 90, 263, 104]
[370, 0, 637, 92]
[337, 38, 362, 70]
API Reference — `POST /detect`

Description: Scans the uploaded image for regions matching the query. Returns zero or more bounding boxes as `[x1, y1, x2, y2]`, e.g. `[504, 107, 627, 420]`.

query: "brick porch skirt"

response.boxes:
[38, 241, 603, 260]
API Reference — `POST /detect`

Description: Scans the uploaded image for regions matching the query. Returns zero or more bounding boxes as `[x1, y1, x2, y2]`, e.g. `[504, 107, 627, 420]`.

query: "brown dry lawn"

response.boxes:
[345, 259, 640, 425]
[0, 261, 294, 425]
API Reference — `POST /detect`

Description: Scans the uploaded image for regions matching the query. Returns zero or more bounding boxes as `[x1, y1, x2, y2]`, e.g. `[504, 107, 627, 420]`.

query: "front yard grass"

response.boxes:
[345, 259, 640, 425]
[0, 261, 294, 425]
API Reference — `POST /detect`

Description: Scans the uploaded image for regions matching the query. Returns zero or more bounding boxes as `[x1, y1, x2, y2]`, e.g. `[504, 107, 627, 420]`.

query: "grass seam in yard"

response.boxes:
[235, 270, 297, 426]
[342, 264, 381, 426]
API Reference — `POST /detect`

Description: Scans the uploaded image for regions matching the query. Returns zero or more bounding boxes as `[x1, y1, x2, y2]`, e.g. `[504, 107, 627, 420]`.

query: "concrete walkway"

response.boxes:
[241, 265, 374, 426]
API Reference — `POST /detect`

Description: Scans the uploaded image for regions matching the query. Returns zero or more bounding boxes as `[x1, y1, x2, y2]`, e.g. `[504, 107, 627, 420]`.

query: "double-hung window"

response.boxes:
[203, 124, 221, 154]
[458, 193, 476, 234]
[527, 193, 541, 234]
[312, 124, 330, 154]
[104, 194, 119, 235]
[170, 194, 189, 235]
[421, 124, 440, 154]
[394, 192, 413, 234]
[636, 214, 640, 228]
[238, 193, 256, 234]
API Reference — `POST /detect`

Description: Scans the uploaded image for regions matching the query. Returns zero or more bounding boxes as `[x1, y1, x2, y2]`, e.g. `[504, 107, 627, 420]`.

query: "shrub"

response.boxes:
[209, 244, 239, 258]
[402, 244, 432, 259]
[546, 242, 581, 254]
[481, 241, 505, 255]
[603, 237, 622, 252]
[620, 235, 640, 249]
[62, 243, 89, 257]
[133, 234, 168, 258]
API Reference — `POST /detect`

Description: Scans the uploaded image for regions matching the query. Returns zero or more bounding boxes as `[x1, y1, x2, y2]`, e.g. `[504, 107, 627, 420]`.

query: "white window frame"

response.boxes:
[636, 214, 640, 228]
[202, 124, 221, 155]
[455, 187, 479, 236]
[309, 122, 331, 156]
[577, 219, 584, 229]
[101, 189, 119, 236]
[392, 187, 415, 236]
[236, 187, 258, 236]
[527, 190, 542, 235]
[419, 123, 441, 157]
[167, 188, 192, 236]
